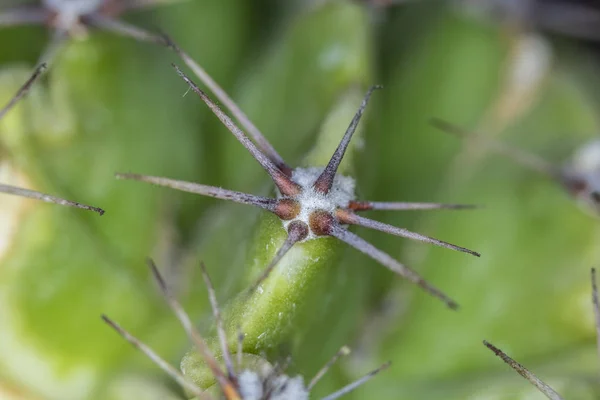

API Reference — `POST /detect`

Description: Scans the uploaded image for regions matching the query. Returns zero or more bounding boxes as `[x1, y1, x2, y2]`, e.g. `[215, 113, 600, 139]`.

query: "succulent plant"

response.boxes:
[104, 259, 390, 400]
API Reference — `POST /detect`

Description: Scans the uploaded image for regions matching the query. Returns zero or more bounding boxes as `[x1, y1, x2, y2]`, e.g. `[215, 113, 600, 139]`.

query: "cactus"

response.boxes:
[0, 1, 250, 398]
[103, 259, 390, 400]
[2, 1, 600, 399]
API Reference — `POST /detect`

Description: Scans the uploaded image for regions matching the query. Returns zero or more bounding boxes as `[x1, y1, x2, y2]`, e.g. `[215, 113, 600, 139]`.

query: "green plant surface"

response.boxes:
[348, 15, 600, 399]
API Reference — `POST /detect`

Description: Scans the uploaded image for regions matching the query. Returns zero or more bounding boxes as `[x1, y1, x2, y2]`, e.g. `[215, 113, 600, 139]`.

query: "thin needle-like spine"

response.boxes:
[0, 63, 46, 120]
[146, 259, 239, 398]
[483, 340, 564, 400]
[308, 346, 351, 390]
[247, 221, 308, 294]
[37, 29, 69, 68]
[430, 118, 560, 179]
[0, 184, 105, 215]
[199, 261, 236, 381]
[115, 173, 276, 211]
[330, 225, 458, 309]
[163, 35, 291, 175]
[347, 200, 478, 211]
[172, 64, 300, 196]
[247, 238, 296, 294]
[236, 326, 244, 370]
[101, 315, 211, 400]
[320, 361, 391, 400]
[122, 0, 189, 11]
[337, 211, 480, 257]
[313, 85, 382, 194]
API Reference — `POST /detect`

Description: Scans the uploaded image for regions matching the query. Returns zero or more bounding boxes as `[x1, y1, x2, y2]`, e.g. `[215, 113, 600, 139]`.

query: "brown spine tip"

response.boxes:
[274, 198, 301, 220]
[309, 210, 335, 236]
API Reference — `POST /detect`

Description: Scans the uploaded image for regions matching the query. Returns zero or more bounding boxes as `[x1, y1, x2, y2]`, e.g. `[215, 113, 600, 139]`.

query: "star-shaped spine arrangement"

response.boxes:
[0, 63, 104, 214]
[103, 259, 390, 400]
[117, 39, 481, 309]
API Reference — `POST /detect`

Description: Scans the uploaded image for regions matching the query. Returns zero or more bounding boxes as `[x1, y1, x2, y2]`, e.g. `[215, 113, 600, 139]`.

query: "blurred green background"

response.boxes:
[1, 0, 600, 399]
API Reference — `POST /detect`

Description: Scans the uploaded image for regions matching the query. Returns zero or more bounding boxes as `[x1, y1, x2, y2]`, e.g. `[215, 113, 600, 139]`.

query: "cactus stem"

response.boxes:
[312, 85, 382, 195]
[103, 258, 387, 399]
[102, 314, 211, 399]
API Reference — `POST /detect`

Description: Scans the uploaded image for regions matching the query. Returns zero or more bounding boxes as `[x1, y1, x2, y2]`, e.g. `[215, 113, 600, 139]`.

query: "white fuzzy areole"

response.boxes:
[279, 167, 356, 241]
[42, 0, 104, 30]
[238, 369, 309, 400]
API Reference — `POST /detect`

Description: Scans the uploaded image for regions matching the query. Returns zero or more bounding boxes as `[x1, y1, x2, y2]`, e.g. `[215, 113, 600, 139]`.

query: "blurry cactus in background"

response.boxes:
[2, 0, 600, 399]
